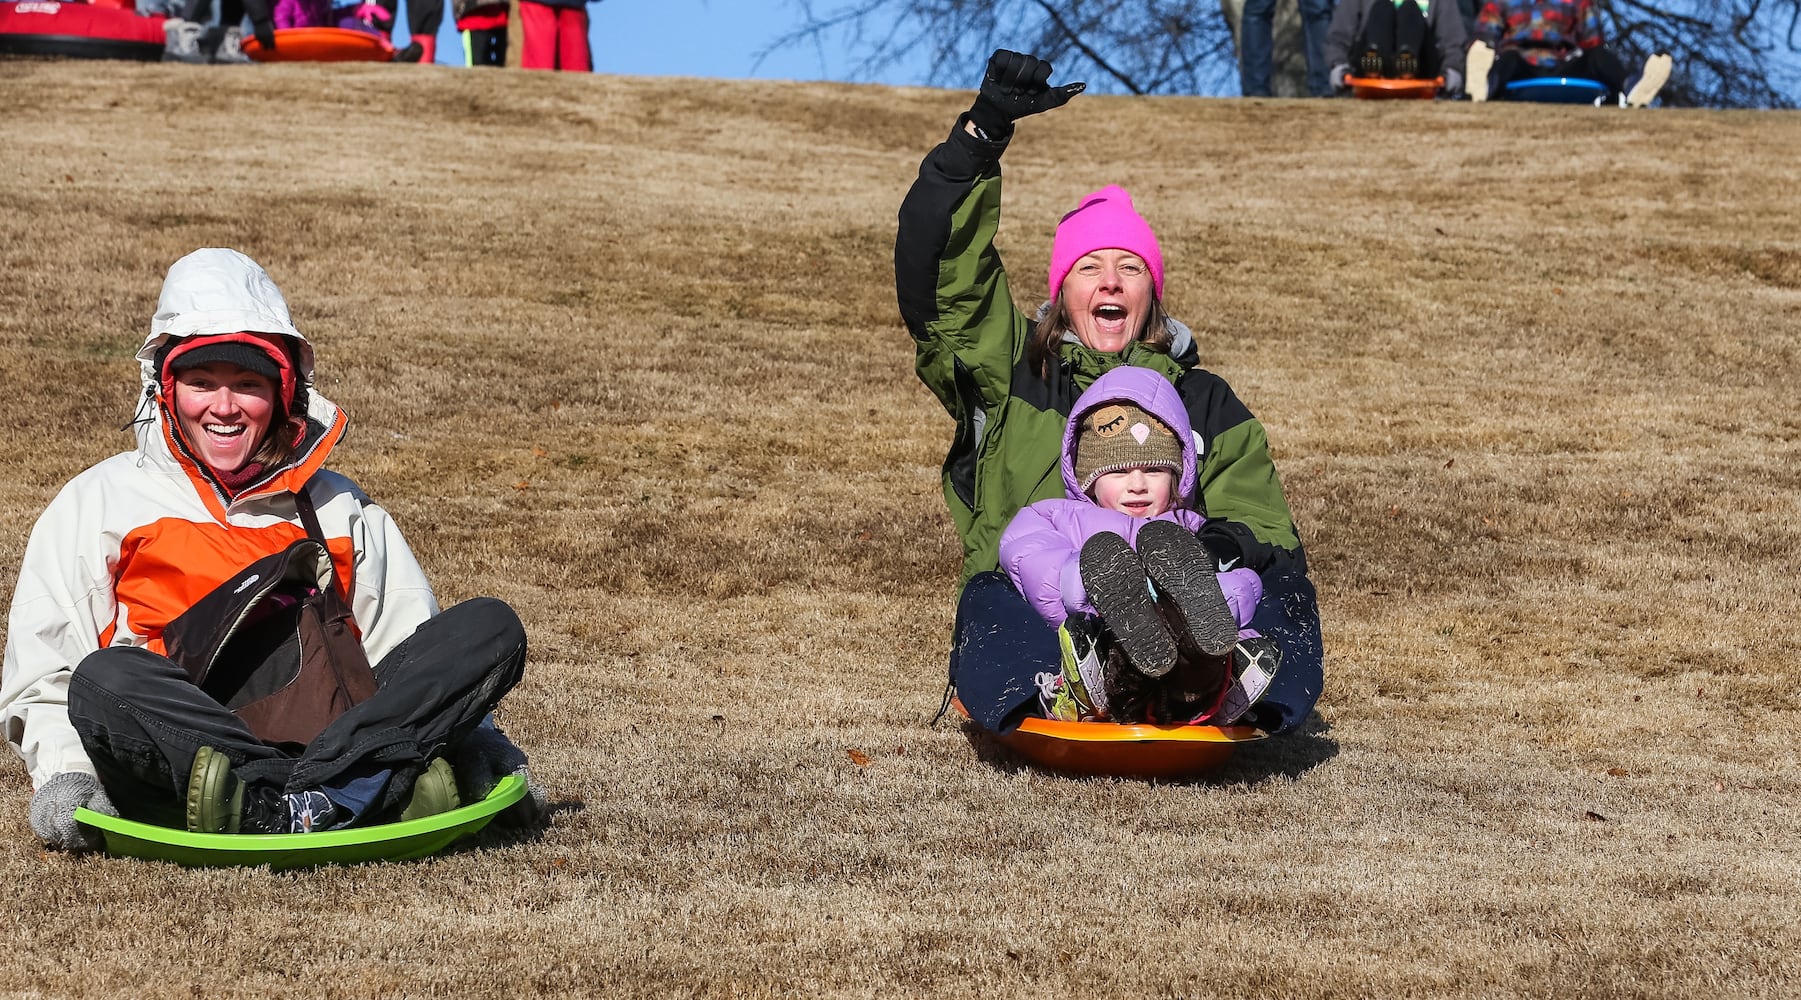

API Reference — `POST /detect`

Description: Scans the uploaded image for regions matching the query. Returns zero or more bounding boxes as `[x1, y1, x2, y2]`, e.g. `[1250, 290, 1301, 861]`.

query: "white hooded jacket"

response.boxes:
[1, 249, 438, 788]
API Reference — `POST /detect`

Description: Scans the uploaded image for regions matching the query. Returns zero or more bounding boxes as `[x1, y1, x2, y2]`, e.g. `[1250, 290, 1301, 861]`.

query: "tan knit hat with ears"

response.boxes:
[1073, 403, 1183, 493]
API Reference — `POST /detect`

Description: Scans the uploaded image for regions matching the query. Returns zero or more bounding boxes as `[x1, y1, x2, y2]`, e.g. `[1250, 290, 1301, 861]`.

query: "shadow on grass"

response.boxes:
[954, 712, 1339, 788]
[464, 797, 585, 851]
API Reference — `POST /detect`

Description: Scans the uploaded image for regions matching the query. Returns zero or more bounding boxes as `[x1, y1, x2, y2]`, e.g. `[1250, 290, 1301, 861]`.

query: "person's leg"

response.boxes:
[1297, 0, 1335, 96]
[389, 0, 440, 61]
[517, 0, 555, 69]
[1239, 570, 1323, 734]
[1466, 38, 1495, 100]
[950, 573, 1062, 734]
[1394, 0, 1430, 78]
[1238, 0, 1277, 97]
[1486, 47, 1538, 97]
[555, 5, 588, 72]
[1354, 0, 1396, 77]
[1623, 52, 1672, 107]
[67, 647, 290, 827]
[487, 25, 507, 66]
[1562, 45, 1633, 101]
[407, 0, 442, 45]
[287, 597, 527, 819]
[468, 27, 498, 66]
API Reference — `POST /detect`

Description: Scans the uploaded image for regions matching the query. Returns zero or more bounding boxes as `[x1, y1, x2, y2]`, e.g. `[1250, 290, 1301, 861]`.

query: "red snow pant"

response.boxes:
[519, 0, 588, 72]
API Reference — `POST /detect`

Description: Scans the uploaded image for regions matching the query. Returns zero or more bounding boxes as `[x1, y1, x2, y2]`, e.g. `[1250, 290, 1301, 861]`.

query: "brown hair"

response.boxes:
[249, 404, 305, 471]
[1025, 295, 1174, 379]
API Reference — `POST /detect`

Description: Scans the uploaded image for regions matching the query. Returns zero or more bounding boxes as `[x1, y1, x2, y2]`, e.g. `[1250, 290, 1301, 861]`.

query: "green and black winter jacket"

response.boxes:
[895, 120, 1305, 584]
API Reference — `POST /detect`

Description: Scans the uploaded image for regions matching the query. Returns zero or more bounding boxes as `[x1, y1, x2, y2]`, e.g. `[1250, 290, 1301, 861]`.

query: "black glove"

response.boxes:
[241, 0, 276, 49]
[1196, 519, 1277, 574]
[967, 49, 1086, 138]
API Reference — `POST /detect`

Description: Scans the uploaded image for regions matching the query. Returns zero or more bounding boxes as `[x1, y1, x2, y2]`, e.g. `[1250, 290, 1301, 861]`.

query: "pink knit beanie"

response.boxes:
[1047, 185, 1165, 303]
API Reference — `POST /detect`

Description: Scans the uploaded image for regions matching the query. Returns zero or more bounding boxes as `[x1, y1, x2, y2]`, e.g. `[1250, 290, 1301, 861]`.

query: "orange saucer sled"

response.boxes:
[954, 699, 1266, 780]
[1345, 75, 1442, 100]
[242, 27, 393, 62]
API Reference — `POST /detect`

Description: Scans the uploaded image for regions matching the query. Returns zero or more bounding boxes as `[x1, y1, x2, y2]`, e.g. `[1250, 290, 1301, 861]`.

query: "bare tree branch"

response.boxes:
[1028, 0, 1146, 94]
[770, 1, 1800, 108]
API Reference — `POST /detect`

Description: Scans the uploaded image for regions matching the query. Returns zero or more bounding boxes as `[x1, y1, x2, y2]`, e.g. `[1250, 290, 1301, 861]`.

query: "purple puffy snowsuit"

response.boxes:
[272, 0, 329, 28]
[273, 0, 386, 30]
[998, 364, 1263, 629]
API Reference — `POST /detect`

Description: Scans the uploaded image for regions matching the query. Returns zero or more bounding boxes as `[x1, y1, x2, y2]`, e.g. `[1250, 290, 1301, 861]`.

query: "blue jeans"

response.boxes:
[1240, 0, 1336, 97]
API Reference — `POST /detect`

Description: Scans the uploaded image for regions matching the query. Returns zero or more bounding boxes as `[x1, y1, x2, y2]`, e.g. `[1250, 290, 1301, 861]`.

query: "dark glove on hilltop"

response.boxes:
[453, 722, 548, 827]
[967, 49, 1086, 138]
[240, 0, 275, 49]
[29, 772, 115, 853]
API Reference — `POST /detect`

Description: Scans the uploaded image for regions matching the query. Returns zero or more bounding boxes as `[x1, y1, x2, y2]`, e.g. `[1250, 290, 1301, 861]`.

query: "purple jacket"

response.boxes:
[999, 366, 1262, 627]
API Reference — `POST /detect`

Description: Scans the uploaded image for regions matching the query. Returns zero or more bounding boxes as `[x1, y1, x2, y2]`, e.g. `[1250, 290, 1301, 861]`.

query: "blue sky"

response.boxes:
[400, 0, 935, 82]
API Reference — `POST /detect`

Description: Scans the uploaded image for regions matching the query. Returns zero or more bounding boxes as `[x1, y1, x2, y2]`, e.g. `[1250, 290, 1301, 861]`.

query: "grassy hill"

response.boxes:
[2, 58, 1798, 997]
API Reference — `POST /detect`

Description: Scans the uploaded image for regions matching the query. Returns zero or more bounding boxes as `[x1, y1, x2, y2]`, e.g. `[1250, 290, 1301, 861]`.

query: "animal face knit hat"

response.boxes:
[1048, 185, 1166, 303]
[1073, 402, 1183, 493]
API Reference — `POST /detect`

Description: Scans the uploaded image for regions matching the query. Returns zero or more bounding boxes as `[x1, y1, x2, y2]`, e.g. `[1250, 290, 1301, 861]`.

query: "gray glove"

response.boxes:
[1330, 63, 1351, 91]
[29, 772, 115, 853]
[453, 723, 547, 827]
[1442, 68, 1464, 97]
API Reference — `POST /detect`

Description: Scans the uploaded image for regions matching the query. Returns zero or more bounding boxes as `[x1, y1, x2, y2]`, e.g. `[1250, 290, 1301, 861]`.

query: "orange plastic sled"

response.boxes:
[242, 27, 393, 63]
[954, 698, 1265, 780]
[1345, 75, 1442, 100]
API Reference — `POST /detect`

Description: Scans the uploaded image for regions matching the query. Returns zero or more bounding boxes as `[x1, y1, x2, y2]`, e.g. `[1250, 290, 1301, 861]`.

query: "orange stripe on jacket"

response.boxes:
[113, 516, 357, 655]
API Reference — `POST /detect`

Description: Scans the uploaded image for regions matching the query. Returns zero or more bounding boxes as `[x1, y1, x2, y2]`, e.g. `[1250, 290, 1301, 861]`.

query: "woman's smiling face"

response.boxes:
[172, 362, 277, 474]
[1061, 249, 1155, 353]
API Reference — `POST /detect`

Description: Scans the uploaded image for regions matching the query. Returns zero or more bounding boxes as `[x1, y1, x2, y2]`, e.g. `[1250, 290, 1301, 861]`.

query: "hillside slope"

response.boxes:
[2, 60, 1799, 998]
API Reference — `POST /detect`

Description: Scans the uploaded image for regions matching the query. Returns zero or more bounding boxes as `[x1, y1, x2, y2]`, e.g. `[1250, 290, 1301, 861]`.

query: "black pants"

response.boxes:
[376, 0, 444, 41]
[951, 571, 1323, 736]
[69, 597, 526, 828]
[466, 27, 505, 67]
[1355, 0, 1435, 79]
[1492, 46, 1633, 99]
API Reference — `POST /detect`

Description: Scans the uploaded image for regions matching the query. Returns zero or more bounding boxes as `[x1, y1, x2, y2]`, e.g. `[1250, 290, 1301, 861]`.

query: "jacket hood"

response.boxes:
[1061, 364, 1197, 504]
[128, 248, 345, 513]
[135, 248, 314, 386]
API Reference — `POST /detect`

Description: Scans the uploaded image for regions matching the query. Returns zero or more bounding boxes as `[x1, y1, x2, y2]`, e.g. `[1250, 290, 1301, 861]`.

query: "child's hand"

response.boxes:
[353, 2, 392, 25]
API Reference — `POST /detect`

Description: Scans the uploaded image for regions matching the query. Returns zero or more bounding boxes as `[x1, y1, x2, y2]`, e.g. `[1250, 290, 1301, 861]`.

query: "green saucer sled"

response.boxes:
[74, 775, 527, 869]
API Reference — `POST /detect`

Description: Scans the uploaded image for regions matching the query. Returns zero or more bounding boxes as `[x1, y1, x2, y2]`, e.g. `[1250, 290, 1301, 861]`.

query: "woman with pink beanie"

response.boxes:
[896, 50, 1323, 740]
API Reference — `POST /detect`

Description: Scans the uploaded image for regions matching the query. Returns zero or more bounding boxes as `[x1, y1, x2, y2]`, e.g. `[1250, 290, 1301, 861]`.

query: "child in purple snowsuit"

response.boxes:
[272, 0, 389, 31]
[999, 365, 1277, 726]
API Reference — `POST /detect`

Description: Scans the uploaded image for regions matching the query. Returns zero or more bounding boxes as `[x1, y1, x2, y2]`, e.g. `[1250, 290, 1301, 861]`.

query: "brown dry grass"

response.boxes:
[2, 59, 1800, 999]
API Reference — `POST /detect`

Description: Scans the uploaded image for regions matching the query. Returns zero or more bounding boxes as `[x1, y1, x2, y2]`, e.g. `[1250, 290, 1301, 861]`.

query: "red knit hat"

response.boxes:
[159, 332, 298, 412]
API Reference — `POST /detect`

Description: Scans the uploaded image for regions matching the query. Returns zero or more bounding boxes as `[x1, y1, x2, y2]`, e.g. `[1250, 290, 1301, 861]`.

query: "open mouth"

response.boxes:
[204, 423, 246, 439]
[1091, 303, 1130, 338]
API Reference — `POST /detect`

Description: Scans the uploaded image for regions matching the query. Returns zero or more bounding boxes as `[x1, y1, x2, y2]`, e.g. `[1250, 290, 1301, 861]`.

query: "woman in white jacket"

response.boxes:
[3, 248, 545, 850]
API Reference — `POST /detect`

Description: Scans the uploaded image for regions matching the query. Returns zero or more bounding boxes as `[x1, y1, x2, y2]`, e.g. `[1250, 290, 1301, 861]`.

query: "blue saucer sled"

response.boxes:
[74, 775, 526, 869]
[1501, 77, 1608, 104]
